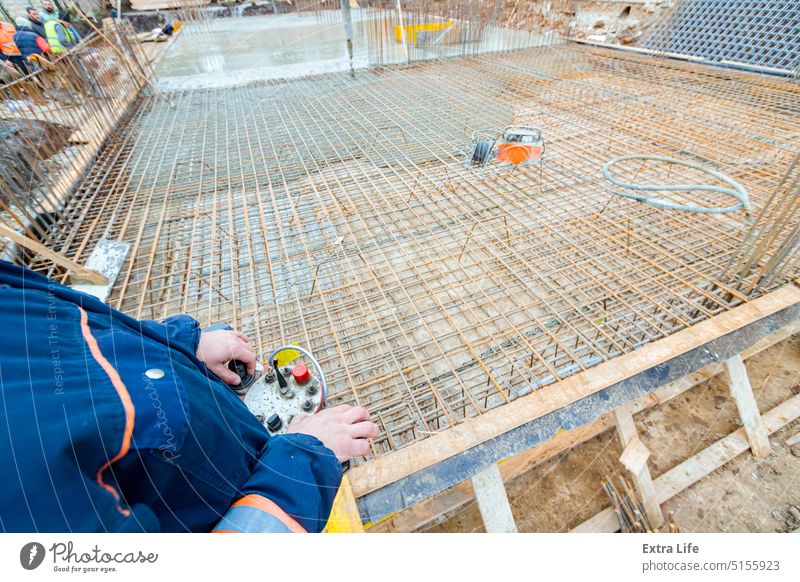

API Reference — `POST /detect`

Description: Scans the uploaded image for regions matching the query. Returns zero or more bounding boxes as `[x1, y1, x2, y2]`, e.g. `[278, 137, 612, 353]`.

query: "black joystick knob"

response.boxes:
[266, 413, 282, 432]
[228, 359, 257, 393]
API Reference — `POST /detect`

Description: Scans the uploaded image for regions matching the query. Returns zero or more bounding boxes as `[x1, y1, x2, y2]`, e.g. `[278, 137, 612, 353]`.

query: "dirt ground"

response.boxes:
[428, 335, 800, 533]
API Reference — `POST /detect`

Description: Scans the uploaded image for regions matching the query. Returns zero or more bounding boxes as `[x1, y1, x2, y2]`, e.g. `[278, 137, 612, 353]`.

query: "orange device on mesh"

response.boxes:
[470, 126, 544, 169]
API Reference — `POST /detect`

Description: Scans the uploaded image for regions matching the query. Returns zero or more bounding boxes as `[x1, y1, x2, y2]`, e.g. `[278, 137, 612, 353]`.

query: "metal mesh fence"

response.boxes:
[641, 0, 800, 74]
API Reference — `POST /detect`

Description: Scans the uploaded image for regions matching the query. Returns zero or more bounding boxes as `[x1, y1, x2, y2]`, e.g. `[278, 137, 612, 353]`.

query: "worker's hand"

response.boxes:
[287, 405, 379, 462]
[196, 329, 256, 386]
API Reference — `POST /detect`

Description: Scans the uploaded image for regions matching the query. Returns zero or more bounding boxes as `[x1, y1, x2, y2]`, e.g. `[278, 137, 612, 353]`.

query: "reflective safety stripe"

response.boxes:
[0, 28, 20, 55]
[213, 506, 294, 533]
[1, 41, 20, 55]
[44, 20, 65, 53]
[212, 494, 307, 533]
[78, 307, 135, 516]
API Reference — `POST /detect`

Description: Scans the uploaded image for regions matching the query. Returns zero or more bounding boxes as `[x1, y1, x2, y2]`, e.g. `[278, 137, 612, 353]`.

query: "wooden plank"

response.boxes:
[350, 285, 800, 498]
[367, 322, 799, 532]
[471, 464, 517, 533]
[573, 391, 800, 532]
[613, 404, 638, 448]
[619, 436, 664, 529]
[619, 435, 650, 473]
[724, 354, 772, 457]
[616, 406, 664, 529]
[0, 223, 107, 284]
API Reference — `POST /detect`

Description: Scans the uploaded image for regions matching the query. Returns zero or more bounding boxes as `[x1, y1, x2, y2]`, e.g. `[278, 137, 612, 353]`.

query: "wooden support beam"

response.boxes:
[724, 354, 772, 458]
[366, 322, 800, 532]
[350, 285, 800, 499]
[0, 223, 107, 285]
[471, 464, 517, 533]
[573, 391, 800, 532]
[613, 404, 637, 448]
[614, 406, 664, 528]
[619, 436, 664, 529]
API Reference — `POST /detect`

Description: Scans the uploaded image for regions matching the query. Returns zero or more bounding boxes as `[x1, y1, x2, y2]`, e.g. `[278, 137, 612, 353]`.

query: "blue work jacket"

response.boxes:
[12, 29, 44, 58]
[0, 260, 341, 532]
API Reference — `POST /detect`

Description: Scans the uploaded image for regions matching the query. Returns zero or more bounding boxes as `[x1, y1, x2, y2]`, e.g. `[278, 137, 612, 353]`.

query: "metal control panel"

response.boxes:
[242, 354, 326, 435]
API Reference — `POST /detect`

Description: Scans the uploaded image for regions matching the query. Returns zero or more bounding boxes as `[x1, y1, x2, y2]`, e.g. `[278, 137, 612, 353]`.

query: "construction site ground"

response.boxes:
[429, 333, 800, 532]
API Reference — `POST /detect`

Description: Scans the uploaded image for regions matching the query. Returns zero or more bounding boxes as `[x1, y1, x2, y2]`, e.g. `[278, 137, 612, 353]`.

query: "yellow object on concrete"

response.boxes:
[394, 21, 453, 45]
[323, 476, 364, 533]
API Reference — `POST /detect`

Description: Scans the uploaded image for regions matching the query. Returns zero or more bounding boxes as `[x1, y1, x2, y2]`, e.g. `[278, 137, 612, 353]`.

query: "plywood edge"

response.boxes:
[350, 284, 800, 498]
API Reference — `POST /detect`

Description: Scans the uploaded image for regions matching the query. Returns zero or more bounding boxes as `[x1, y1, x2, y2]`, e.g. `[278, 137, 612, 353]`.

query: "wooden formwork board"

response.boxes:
[368, 319, 800, 532]
[354, 284, 800, 524]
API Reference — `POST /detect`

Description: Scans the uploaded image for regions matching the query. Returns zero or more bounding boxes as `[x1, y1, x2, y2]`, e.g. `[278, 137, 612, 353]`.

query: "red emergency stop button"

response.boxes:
[292, 363, 310, 384]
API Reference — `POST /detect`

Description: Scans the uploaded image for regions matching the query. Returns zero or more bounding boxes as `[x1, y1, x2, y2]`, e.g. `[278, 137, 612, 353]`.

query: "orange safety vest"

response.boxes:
[0, 22, 21, 56]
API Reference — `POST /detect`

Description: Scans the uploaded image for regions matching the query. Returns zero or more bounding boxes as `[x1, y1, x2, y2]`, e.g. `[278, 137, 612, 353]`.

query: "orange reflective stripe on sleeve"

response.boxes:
[232, 495, 307, 533]
[78, 307, 135, 516]
[212, 495, 307, 533]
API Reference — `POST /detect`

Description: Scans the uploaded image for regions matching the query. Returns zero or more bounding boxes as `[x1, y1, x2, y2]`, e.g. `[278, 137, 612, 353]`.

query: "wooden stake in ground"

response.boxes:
[471, 463, 518, 533]
[724, 354, 772, 457]
[614, 405, 665, 528]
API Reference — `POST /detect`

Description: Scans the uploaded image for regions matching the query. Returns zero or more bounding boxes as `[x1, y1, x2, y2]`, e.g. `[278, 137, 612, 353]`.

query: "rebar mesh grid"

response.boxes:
[34, 44, 800, 460]
[641, 0, 800, 73]
[0, 24, 156, 259]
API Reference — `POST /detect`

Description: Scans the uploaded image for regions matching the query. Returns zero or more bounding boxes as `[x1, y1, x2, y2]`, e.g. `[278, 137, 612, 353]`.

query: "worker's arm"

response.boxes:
[195, 328, 256, 385]
[139, 316, 256, 386]
[213, 406, 379, 533]
[139, 314, 202, 351]
[55, 24, 70, 47]
[35, 35, 51, 54]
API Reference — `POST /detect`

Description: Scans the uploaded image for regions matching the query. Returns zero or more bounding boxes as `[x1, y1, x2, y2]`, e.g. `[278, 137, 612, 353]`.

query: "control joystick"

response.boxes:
[227, 359, 261, 395]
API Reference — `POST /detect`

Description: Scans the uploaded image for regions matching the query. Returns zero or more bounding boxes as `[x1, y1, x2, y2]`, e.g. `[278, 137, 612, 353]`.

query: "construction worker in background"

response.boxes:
[12, 17, 51, 63]
[61, 13, 81, 43]
[0, 260, 379, 532]
[39, 0, 60, 22]
[44, 16, 75, 54]
[0, 21, 30, 75]
[25, 6, 47, 38]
